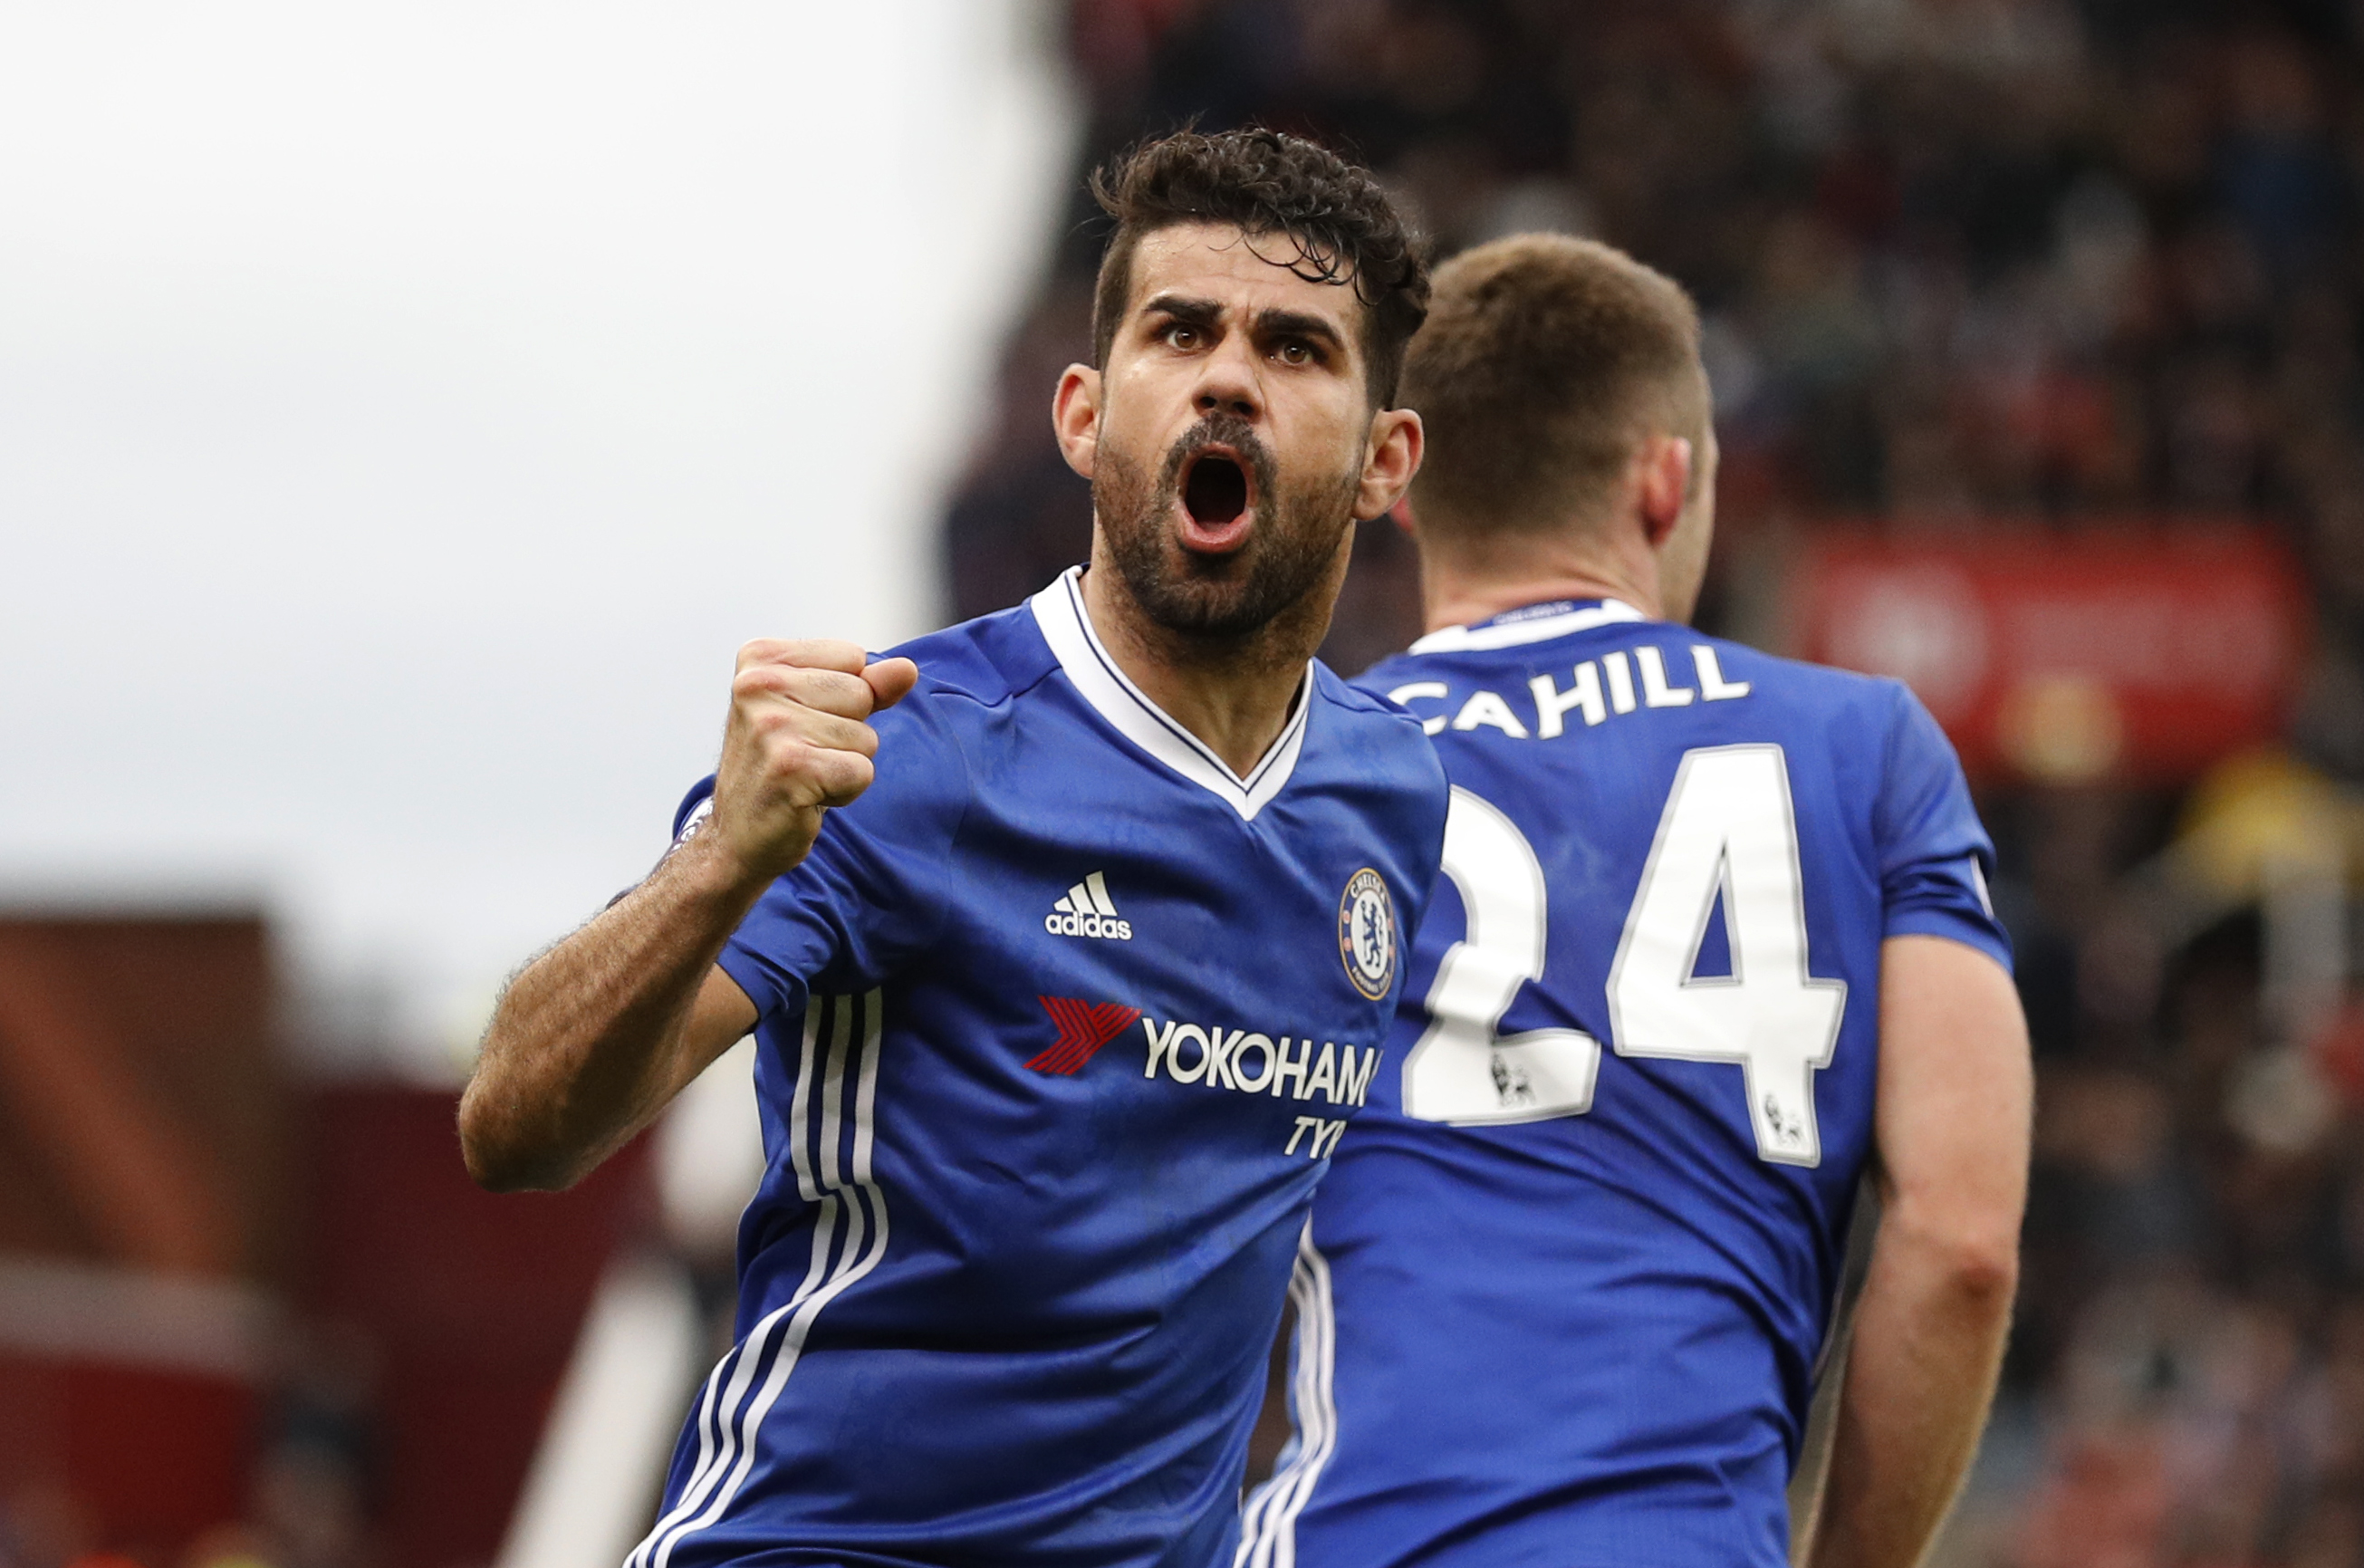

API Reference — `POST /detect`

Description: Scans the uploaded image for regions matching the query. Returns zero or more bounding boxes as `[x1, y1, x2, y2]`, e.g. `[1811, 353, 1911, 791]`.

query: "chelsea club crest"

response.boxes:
[1338, 868, 1397, 1001]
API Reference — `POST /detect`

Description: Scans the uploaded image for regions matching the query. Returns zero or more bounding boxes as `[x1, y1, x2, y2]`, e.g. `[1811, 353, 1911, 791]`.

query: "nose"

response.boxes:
[1191, 333, 1262, 422]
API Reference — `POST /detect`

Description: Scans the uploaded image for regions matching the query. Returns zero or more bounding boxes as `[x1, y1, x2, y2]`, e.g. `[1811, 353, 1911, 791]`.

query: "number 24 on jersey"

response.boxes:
[1401, 745, 1847, 1167]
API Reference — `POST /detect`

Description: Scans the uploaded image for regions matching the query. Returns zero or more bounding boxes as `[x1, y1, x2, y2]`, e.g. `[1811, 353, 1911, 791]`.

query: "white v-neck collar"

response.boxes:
[1029, 567, 1312, 822]
[1408, 598, 1648, 653]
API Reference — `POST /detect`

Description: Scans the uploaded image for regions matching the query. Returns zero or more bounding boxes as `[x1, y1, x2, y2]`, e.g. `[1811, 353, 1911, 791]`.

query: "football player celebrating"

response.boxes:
[1243, 235, 2031, 1568]
[458, 130, 1447, 1568]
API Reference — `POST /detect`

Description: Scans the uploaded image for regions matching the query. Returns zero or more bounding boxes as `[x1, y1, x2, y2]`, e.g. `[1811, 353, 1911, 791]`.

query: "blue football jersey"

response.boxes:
[628, 569, 1447, 1568]
[1244, 599, 2009, 1568]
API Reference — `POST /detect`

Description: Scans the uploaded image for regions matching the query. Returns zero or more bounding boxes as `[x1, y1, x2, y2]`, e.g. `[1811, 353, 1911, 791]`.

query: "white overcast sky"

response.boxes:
[0, 3, 1078, 1074]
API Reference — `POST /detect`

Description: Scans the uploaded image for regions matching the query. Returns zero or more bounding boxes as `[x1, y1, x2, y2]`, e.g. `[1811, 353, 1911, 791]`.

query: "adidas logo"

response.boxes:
[1044, 871, 1133, 941]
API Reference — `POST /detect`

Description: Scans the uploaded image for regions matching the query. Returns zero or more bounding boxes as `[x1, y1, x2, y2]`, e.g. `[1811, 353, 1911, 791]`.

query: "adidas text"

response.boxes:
[1045, 911, 1133, 940]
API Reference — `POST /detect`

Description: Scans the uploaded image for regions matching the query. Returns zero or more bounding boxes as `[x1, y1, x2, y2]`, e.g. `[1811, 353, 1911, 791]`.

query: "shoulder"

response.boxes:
[1688, 643, 1974, 851]
[817, 607, 1065, 838]
[1681, 639, 1964, 794]
[1676, 635, 1922, 730]
[1311, 663, 1450, 800]
[879, 601, 1060, 722]
[1687, 633, 1885, 696]
[1709, 642, 1946, 746]
[860, 601, 1071, 774]
[1315, 663, 1442, 753]
[1318, 660, 1429, 725]
[1350, 649, 1432, 702]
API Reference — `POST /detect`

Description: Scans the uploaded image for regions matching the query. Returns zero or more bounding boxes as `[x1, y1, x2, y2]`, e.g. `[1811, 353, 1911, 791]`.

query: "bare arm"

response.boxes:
[457, 639, 918, 1193]
[1807, 934, 2031, 1568]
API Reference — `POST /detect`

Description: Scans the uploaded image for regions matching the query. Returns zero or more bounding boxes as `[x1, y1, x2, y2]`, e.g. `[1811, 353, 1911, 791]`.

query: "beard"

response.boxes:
[1092, 411, 1362, 643]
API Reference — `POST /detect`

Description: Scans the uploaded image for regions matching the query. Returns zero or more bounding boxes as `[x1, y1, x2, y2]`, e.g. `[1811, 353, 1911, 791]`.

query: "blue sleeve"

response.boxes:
[1399, 734, 1451, 939]
[1873, 684, 2013, 974]
[681, 687, 974, 1023]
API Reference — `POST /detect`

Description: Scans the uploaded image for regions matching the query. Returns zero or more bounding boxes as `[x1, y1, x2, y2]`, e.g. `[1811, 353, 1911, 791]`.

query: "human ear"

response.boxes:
[1353, 408, 1424, 522]
[1052, 365, 1101, 480]
[1637, 436, 1692, 548]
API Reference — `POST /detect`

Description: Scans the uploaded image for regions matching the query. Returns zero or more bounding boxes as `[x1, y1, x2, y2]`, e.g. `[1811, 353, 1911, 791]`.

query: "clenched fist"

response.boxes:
[705, 640, 919, 883]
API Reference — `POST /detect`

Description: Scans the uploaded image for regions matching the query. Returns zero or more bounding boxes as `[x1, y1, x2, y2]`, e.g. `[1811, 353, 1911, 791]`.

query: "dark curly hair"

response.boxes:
[1089, 128, 1429, 408]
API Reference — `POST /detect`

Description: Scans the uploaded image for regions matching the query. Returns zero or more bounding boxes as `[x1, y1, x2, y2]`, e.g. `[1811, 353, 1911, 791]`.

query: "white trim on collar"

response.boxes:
[1028, 567, 1312, 822]
[1408, 598, 1648, 654]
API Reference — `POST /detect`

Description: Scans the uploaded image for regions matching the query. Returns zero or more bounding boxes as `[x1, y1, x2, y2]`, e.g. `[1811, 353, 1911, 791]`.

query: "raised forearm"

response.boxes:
[458, 638, 916, 1194]
[1809, 1206, 2017, 1568]
[459, 835, 762, 1192]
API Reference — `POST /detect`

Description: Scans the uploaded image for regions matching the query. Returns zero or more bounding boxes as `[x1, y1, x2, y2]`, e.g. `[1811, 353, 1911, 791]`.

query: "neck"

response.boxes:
[1079, 535, 1344, 776]
[1417, 534, 1661, 633]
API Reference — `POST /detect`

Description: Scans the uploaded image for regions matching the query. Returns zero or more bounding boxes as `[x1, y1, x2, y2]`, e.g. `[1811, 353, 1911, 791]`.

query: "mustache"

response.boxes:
[1158, 413, 1278, 503]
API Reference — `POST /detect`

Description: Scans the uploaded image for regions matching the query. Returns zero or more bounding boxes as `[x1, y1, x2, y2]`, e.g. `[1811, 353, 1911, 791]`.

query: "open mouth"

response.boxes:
[1185, 453, 1248, 524]
[1177, 450, 1255, 553]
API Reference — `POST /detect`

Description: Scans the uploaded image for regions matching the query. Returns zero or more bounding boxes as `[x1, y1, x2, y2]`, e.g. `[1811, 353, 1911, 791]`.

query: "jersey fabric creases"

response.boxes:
[1244, 599, 2009, 1568]
[629, 568, 1448, 1568]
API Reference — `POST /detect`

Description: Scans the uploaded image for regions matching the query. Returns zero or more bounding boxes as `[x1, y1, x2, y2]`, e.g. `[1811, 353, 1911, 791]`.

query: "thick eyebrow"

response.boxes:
[1139, 293, 1224, 330]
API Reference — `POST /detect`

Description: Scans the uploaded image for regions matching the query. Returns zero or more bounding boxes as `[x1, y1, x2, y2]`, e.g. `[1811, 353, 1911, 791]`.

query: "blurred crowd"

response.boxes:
[942, 3, 2364, 1564]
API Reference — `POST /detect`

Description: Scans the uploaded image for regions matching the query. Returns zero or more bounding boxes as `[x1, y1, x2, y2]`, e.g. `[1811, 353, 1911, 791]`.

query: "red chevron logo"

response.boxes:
[1027, 996, 1143, 1076]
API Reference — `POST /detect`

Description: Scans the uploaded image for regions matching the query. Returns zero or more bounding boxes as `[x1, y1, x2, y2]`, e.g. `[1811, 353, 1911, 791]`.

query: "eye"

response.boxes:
[1164, 322, 1201, 350]
[1277, 340, 1316, 366]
